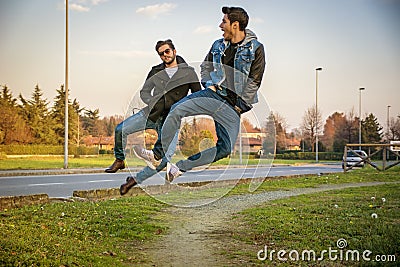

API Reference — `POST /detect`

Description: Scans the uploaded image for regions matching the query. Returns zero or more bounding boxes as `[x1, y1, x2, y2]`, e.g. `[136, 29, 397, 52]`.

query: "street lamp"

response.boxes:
[315, 67, 322, 162]
[387, 105, 391, 142]
[64, 0, 69, 169]
[358, 88, 365, 150]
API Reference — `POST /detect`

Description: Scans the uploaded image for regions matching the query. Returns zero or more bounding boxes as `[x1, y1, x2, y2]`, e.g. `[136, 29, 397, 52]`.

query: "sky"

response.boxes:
[1, 0, 400, 132]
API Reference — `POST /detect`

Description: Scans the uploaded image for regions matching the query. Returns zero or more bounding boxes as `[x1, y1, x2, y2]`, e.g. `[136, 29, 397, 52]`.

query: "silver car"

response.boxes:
[342, 150, 368, 169]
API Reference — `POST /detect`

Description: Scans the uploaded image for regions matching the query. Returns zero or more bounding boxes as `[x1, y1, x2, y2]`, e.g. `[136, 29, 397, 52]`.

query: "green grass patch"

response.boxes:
[143, 167, 400, 209]
[226, 183, 400, 266]
[0, 155, 148, 170]
[227, 166, 400, 195]
[1, 167, 398, 266]
[0, 196, 167, 266]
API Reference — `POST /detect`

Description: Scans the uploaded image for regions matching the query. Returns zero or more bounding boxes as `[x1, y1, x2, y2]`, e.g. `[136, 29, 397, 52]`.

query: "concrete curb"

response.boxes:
[71, 175, 301, 201]
[0, 194, 49, 211]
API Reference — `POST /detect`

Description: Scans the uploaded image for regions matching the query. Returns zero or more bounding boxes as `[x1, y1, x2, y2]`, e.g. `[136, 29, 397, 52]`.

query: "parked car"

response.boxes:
[342, 150, 368, 169]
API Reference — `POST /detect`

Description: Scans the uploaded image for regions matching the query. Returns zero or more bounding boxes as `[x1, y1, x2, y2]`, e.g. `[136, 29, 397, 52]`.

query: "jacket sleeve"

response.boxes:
[241, 44, 266, 105]
[140, 69, 155, 105]
[200, 48, 214, 89]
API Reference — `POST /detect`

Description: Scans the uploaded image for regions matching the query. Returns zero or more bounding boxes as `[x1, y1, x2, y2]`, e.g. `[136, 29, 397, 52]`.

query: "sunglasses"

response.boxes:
[158, 48, 172, 56]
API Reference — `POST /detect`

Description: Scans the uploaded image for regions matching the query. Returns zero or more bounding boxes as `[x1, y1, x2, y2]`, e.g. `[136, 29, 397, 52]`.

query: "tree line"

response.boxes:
[0, 84, 123, 145]
[266, 106, 400, 154]
[1, 84, 399, 154]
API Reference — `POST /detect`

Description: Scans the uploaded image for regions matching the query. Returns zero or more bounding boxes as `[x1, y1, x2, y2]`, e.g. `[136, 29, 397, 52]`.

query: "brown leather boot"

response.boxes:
[105, 159, 125, 173]
[120, 176, 137, 195]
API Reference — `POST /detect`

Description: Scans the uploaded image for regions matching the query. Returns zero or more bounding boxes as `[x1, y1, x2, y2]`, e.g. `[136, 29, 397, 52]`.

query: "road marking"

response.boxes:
[28, 183, 65, 186]
[87, 179, 115, 183]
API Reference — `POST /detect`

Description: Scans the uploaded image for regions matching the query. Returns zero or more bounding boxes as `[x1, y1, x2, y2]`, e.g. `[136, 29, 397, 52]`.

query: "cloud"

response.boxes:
[136, 3, 177, 19]
[193, 25, 214, 34]
[91, 0, 107, 5]
[69, 3, 90, 12]
[64, 0, 108, 12]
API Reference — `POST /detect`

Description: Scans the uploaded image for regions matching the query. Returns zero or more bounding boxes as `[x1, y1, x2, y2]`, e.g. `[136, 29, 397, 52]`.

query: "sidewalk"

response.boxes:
[0, 168, 132, 177]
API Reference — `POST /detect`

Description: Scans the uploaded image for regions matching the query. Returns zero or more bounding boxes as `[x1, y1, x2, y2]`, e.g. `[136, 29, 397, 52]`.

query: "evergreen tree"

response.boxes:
[19, 84, 57, 144]
[71, 99, 86, 146]
[362, 113, 383, 144]
[102, 115, 123, 136]
[263, 112, 276, 155]
[82, 108, 100, 136]
[50, 85, 79, 145]
[0, 85, 33, 144]
[1, 85, 17, 106]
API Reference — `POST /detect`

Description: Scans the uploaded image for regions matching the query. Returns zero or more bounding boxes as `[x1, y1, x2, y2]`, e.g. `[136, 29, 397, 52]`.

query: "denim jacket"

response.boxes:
[200, 29, 265, 108]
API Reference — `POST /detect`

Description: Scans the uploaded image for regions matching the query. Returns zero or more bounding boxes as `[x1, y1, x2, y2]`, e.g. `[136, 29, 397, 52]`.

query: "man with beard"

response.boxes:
[104, 39, 200, 195]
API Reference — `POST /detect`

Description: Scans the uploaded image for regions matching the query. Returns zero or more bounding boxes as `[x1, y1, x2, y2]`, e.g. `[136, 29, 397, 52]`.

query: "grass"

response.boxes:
[0, 155, 148, 170]
[153, 166, 400, 207]
[231, 166, 400, 193]
[0, 196, 167, 266]
[225, 182, 400, 266]
[1, 167, 398, 266]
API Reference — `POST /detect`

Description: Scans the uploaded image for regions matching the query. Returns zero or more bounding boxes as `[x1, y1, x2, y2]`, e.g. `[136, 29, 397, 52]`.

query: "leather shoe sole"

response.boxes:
[105, 159, 125, 173]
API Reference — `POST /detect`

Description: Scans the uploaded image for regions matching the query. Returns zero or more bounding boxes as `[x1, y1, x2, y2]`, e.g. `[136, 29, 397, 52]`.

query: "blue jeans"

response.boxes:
[161, 88, 240, 172]
[114, 110, 166, 184]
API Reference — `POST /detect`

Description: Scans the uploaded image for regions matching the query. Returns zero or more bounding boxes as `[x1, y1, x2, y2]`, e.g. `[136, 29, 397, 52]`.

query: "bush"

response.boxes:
[0, 145, 99, 155]
[275, 151, 343, 160]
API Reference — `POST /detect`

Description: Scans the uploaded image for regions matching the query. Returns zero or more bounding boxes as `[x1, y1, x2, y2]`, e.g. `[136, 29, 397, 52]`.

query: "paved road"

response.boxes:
[0, 164, 342, 198]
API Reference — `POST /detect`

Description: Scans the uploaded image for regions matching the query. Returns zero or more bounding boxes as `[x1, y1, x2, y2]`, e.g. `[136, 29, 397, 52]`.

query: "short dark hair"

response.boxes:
[222, 6, 249, 31]
[155, 39, 175, 52]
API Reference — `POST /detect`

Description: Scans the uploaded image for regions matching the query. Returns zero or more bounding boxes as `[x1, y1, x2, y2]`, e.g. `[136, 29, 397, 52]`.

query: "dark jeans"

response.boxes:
[114, 110, 164, 161]
[161, 88, 240, 172]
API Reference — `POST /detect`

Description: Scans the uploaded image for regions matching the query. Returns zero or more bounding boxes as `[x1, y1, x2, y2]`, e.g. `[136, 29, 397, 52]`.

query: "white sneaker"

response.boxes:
[166, 162, 183, 182]
[133, 146, 161, 170]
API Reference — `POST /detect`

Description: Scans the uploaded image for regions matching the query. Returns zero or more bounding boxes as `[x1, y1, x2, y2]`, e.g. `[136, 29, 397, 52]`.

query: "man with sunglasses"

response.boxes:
[127, 6, 266, 185]
[105, 39, 201, 194]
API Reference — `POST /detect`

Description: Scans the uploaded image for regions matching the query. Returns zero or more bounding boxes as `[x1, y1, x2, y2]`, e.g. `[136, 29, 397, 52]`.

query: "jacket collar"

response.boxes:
[222, 29, 258, 48]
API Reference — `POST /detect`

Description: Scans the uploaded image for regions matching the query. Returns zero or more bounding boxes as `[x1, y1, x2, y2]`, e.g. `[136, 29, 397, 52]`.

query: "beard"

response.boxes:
[163, 54, 176, 65]
[223, 31, 233, 41]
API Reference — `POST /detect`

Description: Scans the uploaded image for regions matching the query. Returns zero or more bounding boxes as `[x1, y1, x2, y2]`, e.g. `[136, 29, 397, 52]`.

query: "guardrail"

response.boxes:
[344, 144, 400, 172]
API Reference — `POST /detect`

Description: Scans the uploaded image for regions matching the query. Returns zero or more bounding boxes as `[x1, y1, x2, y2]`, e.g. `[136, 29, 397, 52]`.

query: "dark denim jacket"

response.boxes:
[200, 29, 264, 107]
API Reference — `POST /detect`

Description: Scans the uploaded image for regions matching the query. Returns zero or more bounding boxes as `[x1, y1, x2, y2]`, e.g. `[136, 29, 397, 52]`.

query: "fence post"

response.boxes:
[343, 145, 348, 173]
[382, 146, 386, 170]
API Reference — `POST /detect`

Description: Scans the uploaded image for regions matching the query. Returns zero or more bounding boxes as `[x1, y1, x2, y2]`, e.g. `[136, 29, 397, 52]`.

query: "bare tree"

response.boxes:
[389, 115, 400, 141]
[269, 111, 288, 152]
[300, 105, 322, 152]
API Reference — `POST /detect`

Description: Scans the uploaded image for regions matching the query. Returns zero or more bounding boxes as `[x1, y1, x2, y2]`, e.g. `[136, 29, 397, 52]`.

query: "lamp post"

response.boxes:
[315, 67, 322, 162]
[387, 105, 391, 142]
[358, 88, 365, 150]
[64, 0, 69, 169]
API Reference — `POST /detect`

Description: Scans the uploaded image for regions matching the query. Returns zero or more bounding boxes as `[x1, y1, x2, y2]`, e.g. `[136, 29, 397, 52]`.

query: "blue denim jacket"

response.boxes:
[201, 29, 263, 106]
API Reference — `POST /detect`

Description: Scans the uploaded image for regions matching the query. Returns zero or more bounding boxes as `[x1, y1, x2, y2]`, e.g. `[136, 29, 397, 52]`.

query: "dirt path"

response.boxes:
[142, 182, 393, 266]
